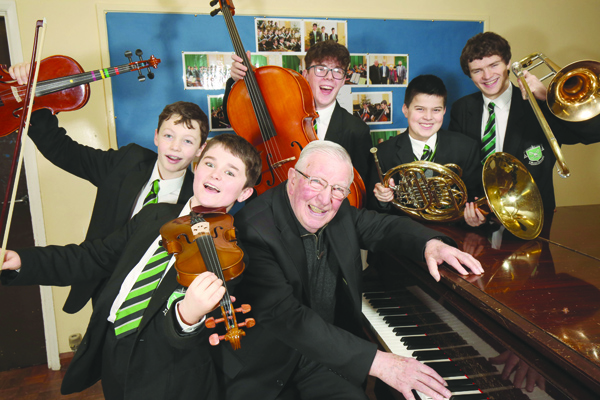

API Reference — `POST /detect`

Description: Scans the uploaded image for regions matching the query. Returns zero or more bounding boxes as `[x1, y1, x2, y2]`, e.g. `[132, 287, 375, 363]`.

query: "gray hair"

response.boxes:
[295, 140, 354, 184]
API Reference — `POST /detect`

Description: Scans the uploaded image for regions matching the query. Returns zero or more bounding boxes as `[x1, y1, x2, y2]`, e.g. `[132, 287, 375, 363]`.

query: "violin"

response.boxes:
[0, 50, 160, 137]
[211, 0, 366, 208]
[159, 206, 254, 350]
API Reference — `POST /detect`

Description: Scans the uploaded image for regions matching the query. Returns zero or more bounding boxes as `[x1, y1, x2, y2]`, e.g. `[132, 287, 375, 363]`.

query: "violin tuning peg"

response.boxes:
[235, 304, 252, 313]
[124, 50, 132, 59]
[137, 74, 146, 82]
[240, 318, 255, 328]
[135, 49, 143, 57]
[147, 71, 155, 80]
[208, 333, 222, 346]
[210, 9, 221, 17]
[209, 0, 219, 6]
[205, 317, 216, 329]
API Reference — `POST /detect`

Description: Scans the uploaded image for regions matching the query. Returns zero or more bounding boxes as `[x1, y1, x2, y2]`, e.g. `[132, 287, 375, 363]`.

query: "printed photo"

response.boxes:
[370, 129, 404, 147]
[304, 20, 347, 51]
[352, 91, 393, 125]
[183, 52, 232, 90]
[346, 54, 368, 86]
[256, 18, 303, 52]
[208, 95, 231, 131]
[367, 54, 408, 86]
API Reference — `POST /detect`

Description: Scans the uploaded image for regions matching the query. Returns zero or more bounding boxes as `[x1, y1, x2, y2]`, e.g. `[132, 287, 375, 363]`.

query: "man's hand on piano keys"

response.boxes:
[424, 239, 484, 281]
[369, 350, 451, 400]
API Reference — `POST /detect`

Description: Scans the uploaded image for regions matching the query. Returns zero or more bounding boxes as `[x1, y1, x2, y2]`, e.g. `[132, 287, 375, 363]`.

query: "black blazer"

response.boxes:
[214, 183, 452, 399]
[27, 109, 194, 313]
[366, 129, 483, 214]
[449, 84, 600, 211]
[2, 204, 219, 399]
[324, 101, 372, 183]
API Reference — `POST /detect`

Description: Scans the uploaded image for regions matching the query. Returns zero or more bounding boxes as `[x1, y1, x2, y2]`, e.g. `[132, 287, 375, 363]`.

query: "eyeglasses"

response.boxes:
[307, 65, 345, 80]
[294, 169, 351, 200]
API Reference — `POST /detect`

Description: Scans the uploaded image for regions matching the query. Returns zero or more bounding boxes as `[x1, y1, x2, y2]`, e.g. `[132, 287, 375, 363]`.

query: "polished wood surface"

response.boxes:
[382, 205, 600, 399]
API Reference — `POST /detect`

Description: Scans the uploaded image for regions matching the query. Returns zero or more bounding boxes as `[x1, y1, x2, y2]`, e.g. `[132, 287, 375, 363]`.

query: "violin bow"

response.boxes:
[0, 19, 46, 268]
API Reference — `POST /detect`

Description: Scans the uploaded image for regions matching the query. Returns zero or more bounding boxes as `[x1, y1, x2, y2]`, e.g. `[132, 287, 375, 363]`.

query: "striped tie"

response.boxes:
[481, 102, 496, 164]
[113, 246, 172, 339]
[142, 179, 160, 207]
[421, 144, 433, 161]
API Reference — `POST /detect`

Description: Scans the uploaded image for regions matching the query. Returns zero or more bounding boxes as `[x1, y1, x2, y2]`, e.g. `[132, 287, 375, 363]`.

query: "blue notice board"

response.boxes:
[106, 12, 483, 149]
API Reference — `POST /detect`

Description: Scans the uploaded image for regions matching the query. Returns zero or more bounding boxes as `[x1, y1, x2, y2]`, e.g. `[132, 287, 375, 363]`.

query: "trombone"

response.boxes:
[511, 53, 600, 178]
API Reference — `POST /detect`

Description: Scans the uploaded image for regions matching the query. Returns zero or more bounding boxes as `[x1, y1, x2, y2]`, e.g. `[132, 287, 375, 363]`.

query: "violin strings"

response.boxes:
[222, 7, 288, 186]
[194, 219, 235, 323]
[10, 63, 138, 98]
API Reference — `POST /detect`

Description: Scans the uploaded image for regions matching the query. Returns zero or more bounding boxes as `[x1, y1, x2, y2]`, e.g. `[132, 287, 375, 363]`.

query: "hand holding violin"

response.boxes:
[8, 62, 31, 85]
[0, 249, 21, 270]
[177, 271, 229, 325]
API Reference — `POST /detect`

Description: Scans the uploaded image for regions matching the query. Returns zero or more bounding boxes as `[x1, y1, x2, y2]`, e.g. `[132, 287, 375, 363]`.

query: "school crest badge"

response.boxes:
[524, 145, 544, 166]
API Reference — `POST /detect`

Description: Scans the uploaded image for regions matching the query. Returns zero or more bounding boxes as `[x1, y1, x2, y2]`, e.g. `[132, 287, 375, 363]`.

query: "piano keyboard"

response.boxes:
[362, 285, 555, 400]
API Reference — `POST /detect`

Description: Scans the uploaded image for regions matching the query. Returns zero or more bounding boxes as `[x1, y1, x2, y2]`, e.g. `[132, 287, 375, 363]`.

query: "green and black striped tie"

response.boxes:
[481, 102, 496, 164]
[142, 179, 160, 207]
[113, 245, 172, 339]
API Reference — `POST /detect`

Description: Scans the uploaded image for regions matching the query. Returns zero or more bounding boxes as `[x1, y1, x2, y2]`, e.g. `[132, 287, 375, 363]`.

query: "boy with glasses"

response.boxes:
[224, 40, 372, 184]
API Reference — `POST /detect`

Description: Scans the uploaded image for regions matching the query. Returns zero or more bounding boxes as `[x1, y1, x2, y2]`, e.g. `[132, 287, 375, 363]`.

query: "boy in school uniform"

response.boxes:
[367, 74, 484, 227]
[9, 64, 209, 313]
[1, 134, 262, 399]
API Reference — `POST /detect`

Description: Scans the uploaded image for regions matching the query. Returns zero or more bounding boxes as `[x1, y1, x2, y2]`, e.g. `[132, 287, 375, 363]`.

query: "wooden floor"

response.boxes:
[0, 353, 103, 400]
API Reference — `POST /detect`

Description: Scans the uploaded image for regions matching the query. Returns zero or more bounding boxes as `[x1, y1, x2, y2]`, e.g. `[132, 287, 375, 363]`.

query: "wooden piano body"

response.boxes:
[362, 205, 600, 400]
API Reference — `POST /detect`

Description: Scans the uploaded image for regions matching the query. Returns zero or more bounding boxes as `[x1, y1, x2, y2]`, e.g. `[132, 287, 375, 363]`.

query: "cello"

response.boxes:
[210, 0, 366, 208]
[160, 207, 254, 350]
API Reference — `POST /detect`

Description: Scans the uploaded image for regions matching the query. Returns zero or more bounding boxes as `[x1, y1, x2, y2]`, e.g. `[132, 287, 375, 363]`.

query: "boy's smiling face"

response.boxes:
[154, 115, 204, 180]
[191, 144, 253, 211]
[403, 93, 446, 142]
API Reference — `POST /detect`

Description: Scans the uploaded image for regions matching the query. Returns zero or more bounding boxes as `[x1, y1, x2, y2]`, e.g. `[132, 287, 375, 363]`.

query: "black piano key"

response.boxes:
[384, 313, 442, 326]
[413, 346, 480, 361]
[402, 332, 467, 349]
[394, 323, 452, 336]
[486, 388, 531, 400]
[449, 394, 488, 400]
[377, 305, 430, 315]
[423, 361, 465, 377]
[454, 357, 499, 376]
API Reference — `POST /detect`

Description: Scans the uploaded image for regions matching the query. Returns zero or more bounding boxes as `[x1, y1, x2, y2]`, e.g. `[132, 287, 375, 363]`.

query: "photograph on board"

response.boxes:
[370, 129, 404, 147]
[368, 54, 408, 86]
[346, 54, 368, 86]
[183, 52, 232, 90]
[256, 18, 303, 52]
[352, 91, 393, 124]
[208, 95, 231, 131]
[304, 20, 347, 51]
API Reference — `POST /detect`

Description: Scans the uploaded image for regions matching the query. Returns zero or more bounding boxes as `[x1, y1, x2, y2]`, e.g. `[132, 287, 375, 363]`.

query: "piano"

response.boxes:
[361, 205, 600, 400]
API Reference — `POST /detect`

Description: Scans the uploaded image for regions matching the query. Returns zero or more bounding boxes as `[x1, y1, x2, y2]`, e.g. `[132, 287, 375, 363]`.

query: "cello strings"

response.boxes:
[221, 6, 288, 186]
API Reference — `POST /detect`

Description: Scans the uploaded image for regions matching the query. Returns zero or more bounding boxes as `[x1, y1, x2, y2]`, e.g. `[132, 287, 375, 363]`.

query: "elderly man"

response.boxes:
[216, 141, 483, 400]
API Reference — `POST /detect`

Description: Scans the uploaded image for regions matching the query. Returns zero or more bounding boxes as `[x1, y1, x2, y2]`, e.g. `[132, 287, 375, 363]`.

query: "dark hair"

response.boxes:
[199, 134, 262, 188]
[404, 74, 447, 107]
[305, 40, 350, 70]
[459, 32, 511, 76]
[157, 101, 209, 145]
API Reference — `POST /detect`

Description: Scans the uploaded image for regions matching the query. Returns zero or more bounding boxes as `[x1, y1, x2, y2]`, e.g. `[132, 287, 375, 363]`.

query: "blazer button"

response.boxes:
[276, 379, 284, 387]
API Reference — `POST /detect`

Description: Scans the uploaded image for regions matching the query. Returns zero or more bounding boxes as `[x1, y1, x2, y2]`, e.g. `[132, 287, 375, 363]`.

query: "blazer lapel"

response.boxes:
[394, 132, 415, 166]
[503, 85, 527, 157]
[323, 102, 342, 144]
[116, 161, 154, 221]
[272, 186, 311, 302]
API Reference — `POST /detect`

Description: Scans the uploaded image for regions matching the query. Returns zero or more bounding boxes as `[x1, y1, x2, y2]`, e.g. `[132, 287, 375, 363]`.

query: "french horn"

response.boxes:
[371, 148, 544, 240]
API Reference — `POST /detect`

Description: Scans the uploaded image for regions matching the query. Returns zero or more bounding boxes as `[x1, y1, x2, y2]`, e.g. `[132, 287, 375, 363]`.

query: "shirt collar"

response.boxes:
[483, 82, 512, 110]
[149, 162, 187, 196]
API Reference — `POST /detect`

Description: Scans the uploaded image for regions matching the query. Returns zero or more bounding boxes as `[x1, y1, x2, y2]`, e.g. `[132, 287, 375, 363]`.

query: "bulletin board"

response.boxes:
[105, 12, 483, 150]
